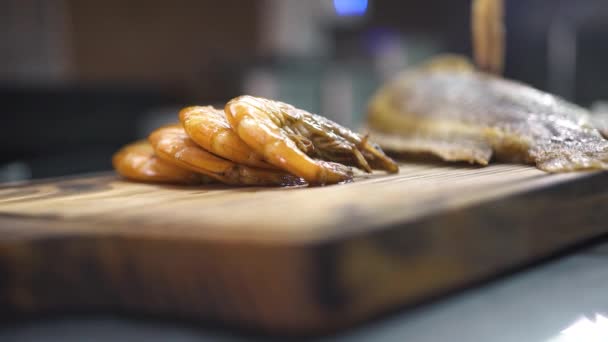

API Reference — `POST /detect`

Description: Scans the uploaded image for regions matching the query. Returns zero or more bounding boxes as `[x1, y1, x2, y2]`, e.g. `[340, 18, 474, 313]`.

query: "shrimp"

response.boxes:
[148, 124, 303, 186]
[179, 106, 275, 169]
[112, 140, 206, 184]
[224, 95, 398, 185]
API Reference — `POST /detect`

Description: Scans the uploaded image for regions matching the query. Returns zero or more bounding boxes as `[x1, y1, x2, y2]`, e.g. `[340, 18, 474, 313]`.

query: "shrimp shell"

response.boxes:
[179, 106, 275, 169]
[112, 140, 205, 184]
[148, 124, 303, 186]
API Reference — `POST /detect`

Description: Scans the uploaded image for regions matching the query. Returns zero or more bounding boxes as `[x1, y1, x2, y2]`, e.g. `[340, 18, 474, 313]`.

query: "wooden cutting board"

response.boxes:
[0, 162, 606, 335]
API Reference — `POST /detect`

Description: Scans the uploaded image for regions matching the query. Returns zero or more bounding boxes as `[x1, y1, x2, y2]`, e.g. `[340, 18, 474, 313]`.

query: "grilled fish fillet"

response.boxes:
[366, 56, 608, 172]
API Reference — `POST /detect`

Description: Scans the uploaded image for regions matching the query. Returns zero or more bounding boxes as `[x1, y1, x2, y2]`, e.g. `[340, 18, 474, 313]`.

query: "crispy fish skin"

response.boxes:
[366, 57, 608, 172]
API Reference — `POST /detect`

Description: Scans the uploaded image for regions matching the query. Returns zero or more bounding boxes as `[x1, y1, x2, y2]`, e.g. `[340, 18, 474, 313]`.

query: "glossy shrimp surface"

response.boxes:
[112, 141, 204, 184]
[148, 125, 303, 186]
[179, 106, 274, 169]
[225, 95, 398, 185]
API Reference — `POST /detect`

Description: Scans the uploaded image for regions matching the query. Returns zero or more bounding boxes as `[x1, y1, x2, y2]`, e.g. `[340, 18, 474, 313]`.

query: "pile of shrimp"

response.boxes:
[113, 95, 399, 186]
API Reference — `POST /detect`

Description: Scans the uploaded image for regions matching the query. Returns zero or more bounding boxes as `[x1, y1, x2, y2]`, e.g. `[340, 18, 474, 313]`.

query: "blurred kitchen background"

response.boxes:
[1, 0, 608, 181]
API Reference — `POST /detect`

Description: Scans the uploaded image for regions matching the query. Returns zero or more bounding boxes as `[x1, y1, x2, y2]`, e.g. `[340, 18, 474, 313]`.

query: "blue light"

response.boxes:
[333, 0, 368, 16]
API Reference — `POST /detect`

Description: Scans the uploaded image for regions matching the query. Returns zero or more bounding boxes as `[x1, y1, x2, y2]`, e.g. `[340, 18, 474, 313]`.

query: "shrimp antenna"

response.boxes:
[472, 0, 505, 75]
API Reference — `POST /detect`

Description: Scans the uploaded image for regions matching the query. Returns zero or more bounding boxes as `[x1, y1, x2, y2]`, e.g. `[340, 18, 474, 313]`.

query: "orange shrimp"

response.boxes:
[224, 95, 398, 185]
[179, 106, 275, 169]
[112, 140, 205, 184]
[148, 124, 303, 186]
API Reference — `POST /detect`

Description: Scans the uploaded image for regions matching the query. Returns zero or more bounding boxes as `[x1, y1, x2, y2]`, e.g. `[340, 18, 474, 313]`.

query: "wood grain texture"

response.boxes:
[0, 163, 606, 335]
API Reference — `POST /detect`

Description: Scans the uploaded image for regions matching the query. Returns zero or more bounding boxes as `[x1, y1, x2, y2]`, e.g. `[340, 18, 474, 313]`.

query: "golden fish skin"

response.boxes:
[366, 58, 608, 172]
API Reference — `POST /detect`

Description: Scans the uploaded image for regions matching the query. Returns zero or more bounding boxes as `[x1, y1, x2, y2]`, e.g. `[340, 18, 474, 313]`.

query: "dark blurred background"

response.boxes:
[1, 0, 608, 182]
